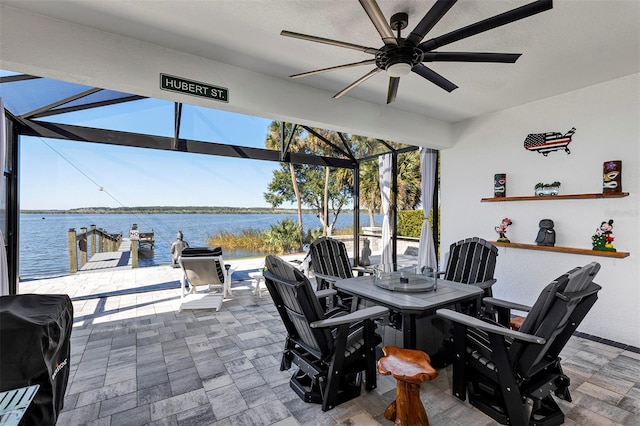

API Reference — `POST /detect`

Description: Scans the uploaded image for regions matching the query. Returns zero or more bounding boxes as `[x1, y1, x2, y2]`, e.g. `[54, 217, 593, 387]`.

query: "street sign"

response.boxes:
[129, 229, 140, 241]
[160, 74, 228, 103]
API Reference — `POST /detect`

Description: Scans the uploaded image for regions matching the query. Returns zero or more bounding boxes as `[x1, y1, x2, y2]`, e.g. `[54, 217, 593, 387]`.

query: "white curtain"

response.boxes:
[379, 153, 392, 265]
[418, 147, 438, 271]
[1, 98, 9, 296]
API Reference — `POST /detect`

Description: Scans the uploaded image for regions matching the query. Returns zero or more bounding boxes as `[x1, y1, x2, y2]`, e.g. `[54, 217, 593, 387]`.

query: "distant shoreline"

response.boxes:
[22, 206, 362, 215]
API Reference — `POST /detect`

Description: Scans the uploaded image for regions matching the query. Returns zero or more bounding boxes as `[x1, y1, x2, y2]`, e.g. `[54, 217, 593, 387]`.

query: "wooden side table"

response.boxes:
[377, 346, 438, 426]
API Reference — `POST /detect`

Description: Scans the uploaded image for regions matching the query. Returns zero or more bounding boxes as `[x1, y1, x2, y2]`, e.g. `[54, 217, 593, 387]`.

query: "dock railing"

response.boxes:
[67, 225, 123, 273]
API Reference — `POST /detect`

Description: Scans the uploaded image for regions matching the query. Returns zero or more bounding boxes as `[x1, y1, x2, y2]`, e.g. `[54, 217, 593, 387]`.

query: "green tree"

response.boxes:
[265, 126, 353, 236]
[358, 159, 380, 227]
[339, 134, 382, 227]
[396, 151, 421, 210]
[264, 121, 305, 243]
[264, 218, 302, 254]
[306, 129, 353, 235]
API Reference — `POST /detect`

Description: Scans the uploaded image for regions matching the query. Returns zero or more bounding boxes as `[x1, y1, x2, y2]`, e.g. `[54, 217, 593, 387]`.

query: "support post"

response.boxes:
[432, 152, 439, 263]
[79, 227, 87, 267]
[68, 228, 78, 273]
[131, 239, 138, 268]
[353, 163, 360, 265]
[90, 224, 96, 257]
[99, 229, 105, 252]
[391, 152, 398, 266]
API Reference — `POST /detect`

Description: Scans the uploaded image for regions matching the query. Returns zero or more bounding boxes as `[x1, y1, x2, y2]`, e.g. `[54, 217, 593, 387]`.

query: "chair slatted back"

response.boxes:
[444, 237, 498, 285]
[264, 255, 334, 358]
[180, 247, 225, 284]
[179, 257, 225, 287]
[309, 237, 353, 290]
[513, 262, 601, 376]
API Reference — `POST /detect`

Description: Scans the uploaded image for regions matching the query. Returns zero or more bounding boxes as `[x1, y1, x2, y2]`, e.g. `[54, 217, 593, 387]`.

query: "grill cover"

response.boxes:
[0, 294, 73, 425]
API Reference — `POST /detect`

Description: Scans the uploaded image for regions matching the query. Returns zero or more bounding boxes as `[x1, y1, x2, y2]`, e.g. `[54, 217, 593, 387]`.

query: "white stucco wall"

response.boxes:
[441, 73, 640, 347]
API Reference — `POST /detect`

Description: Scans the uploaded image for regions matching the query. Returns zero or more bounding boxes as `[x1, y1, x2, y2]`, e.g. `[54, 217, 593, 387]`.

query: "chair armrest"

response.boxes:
[315, 289, 337, 300]
[483, 297, 532, 312]
[473, 279, 497, 290]
[313, 272, 340, 284]
[436, 309, 546, 345]
[310, 306, 389, 329]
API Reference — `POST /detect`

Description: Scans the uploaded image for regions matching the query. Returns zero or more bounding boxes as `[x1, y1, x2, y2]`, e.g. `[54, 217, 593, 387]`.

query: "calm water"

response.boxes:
[19, 213, 378, 279]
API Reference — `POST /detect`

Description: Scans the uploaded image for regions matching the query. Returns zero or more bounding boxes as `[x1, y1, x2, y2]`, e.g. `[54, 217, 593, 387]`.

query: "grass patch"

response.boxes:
[208, 225, 354, 254]
[208, 229, 266, 252]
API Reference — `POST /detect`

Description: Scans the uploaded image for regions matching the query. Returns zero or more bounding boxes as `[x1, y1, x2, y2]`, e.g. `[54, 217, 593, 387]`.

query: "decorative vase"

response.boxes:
[603, 161, 622, 193]
[494, 174, 506, 198]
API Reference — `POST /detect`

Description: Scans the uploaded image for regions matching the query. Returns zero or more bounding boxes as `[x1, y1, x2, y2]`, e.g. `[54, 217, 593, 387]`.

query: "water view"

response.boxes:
[19, 212, 379, 279]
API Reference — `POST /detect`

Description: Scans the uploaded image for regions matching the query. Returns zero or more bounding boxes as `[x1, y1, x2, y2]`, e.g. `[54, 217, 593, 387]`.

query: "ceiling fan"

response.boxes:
[281, 0, 553, 104]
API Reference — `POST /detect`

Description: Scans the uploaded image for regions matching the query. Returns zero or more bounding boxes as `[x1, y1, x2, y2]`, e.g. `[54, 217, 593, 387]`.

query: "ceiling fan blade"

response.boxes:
[281, 30, 379, 54]
[334, 68, 383, 99]
[387, 77, 400, 104]
[420, 0, 553, 51]
[406, 0, 458, 46]
[422, 52, 521, 63]
[290, 59, 377, 79]
[358, 0, 398, 46]
[412, 64, 458, 92]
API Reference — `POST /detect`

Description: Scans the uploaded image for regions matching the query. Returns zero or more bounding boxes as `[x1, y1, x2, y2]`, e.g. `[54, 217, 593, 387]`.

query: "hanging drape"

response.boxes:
[418, 147, 438, 271]
[379, 153, 392, 266]
[0, 98, 9, 296]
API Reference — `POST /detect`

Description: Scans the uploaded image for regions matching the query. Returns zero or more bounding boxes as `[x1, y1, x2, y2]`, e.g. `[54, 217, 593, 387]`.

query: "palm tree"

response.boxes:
[396, 150, 421, 210]
[359, 159, 381, 226]
[340, 135, 384, 227]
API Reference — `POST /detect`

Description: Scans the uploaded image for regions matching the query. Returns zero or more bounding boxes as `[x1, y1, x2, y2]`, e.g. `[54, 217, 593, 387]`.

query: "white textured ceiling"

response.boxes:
[1, 0, 639, 123]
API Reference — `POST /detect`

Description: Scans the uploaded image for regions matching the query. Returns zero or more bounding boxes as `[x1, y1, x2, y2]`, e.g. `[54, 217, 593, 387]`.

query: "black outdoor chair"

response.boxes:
[437, 262, 601, 426]
[263, 254, 388, 411]
[442, 237, 499, 298]
[308, 237, 355, 291]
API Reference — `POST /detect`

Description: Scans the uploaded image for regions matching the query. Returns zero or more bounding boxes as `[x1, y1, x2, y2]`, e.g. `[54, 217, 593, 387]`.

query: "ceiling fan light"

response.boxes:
[386, 62, 412, 78]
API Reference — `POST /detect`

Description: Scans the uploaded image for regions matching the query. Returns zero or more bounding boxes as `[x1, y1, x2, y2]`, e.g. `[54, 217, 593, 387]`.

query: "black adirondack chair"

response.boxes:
[263, 254, 388, 411]
[309, 237, 354, 291]
[437, 262, 601, 425]
[443, 237, 499, 298]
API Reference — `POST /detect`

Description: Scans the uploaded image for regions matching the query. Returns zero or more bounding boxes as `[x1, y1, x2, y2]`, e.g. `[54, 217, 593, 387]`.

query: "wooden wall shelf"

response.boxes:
[491, 242, 630, 258]
[481, 192, 629, 202]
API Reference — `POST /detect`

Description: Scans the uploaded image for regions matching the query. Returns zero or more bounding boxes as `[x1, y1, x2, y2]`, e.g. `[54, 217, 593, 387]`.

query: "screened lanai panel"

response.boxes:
[179, 104, 272, 149]
[38, 98, 175, 138]
[0, 76, 95, 117]
[0, 73, 139, 119]
[45, 89, 141, 115]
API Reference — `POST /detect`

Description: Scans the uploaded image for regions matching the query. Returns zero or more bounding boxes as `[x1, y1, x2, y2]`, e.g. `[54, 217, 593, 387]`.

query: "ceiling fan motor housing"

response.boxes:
[376, 44, 424, 75]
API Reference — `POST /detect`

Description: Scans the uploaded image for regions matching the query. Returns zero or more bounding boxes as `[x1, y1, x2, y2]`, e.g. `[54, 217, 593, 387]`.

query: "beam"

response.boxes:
[173, 102, 183, 151]
[28, 95, 146, 119]
[22, 87, 102, 119]
[17, 119, 356, 169]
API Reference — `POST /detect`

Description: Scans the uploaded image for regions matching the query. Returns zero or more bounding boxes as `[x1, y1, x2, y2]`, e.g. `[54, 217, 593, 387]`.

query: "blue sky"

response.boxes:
[19, 98, 286, 210]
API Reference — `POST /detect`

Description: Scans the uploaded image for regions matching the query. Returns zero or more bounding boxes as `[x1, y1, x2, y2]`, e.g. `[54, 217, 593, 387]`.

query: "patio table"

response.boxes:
[335, 275, 482, 364]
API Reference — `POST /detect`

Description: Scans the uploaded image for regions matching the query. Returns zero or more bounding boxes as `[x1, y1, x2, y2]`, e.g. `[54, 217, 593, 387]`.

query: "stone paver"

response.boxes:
[16, 258, 640, 425]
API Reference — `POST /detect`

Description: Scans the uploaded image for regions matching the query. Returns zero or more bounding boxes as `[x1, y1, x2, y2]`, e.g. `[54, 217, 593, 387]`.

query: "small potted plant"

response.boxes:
[534, 181, 561, 196]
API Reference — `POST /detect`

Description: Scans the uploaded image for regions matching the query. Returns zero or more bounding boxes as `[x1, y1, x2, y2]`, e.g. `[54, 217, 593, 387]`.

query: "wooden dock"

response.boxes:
[79, 239, 133, 272]
[68, 225, 154, 273]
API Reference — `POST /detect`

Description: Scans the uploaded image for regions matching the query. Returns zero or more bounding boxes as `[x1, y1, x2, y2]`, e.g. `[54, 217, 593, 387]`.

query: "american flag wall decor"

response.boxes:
[524, 127, 576, 156]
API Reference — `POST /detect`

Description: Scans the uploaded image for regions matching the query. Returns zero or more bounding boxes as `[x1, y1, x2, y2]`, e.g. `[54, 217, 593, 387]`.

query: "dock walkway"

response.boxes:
[79, 239, 133, 272]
